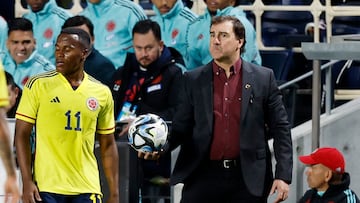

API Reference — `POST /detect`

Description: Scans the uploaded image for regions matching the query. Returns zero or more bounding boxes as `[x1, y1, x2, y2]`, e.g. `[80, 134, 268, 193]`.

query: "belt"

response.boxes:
[208, 159, 239, 169]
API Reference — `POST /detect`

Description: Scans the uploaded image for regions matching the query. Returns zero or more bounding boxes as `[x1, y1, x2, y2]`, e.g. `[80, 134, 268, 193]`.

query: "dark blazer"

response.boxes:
[168, 60, 293, 197]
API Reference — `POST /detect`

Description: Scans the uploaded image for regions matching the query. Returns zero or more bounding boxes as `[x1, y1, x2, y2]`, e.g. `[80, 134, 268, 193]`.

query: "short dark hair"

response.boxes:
[5, 71, 18, 89]
[60, 27, 91, 49]
[62, 15, 94, 37]
[7, 17, 33, 35]
[132, 19, 161, 41]
[211, 15, 246, 53]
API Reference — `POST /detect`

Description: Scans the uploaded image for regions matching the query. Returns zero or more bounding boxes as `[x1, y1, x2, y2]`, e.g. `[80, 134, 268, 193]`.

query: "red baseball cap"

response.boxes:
[299, 147, 345, 174]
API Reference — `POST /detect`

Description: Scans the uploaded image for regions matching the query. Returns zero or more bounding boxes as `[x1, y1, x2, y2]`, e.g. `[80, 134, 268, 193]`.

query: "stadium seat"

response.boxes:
[331, 0, 360, 6]
[262, 0, 282, 5]
[260, 49, 297, 126]
[262, 11, 314, 47]
[328, 60, 360, 106]
[260, 49, 293, 81]
[282, 0, 312, 5]
[262, 11, 313, 34]
[262, 22, 299, 47]
[332, 23, 360, 36]
[332, 60, 360, 89]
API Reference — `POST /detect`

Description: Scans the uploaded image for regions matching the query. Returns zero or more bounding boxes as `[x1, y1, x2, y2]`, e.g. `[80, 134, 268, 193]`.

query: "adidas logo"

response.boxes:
[51, 96, 60, 103]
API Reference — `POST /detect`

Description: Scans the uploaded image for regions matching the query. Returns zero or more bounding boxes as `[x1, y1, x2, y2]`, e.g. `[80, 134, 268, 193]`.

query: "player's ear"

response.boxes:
[82, 48, 90, 60]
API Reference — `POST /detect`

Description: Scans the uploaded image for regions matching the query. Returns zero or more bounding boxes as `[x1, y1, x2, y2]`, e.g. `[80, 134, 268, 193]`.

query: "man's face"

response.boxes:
[152, 0, 177, 14]
[305, 164, 331, 191]
[55, 33, 87, 76]
[206, 0, 235, 13]
[7, 30, 36, 64]
[133, 31, 163, 68]
[209, 21, 242, 63]
[26, 0, 49, 12]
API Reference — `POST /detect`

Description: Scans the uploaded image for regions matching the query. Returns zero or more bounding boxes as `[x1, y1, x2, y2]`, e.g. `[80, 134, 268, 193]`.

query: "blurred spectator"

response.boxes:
[80, 0, 147, 68]
[23, 0, 72, 64]
[1, 18, 54, 89]
[299, 147, 360, 203]
[150, 0, 197, 69]
[0, 16, 8, 52]
[185, 0, 261, 70]
[62, 15, 116, 87]
[4, 71, 22, 118]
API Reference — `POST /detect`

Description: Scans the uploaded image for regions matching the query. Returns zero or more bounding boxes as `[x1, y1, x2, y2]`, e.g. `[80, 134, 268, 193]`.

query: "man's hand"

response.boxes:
[22, 180, 42, 203]
[269, 179, 289, 203]
[4, 174, 20, 203]
[116, 119, 134, 137]
[106, 193, 119, 203]
[137, 150, 161, 160]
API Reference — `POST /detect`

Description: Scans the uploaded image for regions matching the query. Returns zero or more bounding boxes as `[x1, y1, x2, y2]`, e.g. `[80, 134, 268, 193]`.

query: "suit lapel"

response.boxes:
[200, 64, 214, 135]
[241, 62, 254, 123]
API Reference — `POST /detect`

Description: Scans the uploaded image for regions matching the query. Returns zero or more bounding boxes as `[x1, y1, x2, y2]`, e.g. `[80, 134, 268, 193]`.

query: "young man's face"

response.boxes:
[7, 30, 36, 64]
[26, 0, 49, 12]
[209, 20, 242, 63]
[305, 164, 331, 191]
[152, 0, 177, 14]
[133, 30, 164, 68]
[55, 33, 87, 76]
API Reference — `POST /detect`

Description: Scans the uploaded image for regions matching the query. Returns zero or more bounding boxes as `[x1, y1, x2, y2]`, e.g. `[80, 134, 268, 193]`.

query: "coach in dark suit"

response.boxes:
[141, 15, 292, 203]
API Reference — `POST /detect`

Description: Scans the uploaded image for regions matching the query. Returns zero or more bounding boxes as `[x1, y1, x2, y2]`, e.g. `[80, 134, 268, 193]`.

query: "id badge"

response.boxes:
[117, 102, 137, 122]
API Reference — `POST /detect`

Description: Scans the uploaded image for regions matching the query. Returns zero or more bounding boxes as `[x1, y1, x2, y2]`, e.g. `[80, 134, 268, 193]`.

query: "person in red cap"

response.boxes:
[298, 147, 360, 203]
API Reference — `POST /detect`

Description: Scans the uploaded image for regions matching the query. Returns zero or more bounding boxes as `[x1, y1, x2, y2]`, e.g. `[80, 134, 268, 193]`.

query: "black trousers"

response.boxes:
[180, 160, 267, 203]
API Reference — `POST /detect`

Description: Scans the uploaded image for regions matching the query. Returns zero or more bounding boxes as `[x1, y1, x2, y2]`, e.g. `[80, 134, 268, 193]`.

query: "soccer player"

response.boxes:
[0, 62, 20, 203]
[15, 28, 119, 203]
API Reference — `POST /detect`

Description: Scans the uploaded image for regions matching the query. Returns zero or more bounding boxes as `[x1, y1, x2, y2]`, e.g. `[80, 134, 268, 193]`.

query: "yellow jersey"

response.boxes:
[16, 70, 115, 195]
[0, 62, 9, 107]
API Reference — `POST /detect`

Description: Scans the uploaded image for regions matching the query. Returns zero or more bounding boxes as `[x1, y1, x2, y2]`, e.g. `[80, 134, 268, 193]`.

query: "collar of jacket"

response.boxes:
[6, 49, 39, 68]
[322, 172, 351, 198]
[86, 0, 113, 17]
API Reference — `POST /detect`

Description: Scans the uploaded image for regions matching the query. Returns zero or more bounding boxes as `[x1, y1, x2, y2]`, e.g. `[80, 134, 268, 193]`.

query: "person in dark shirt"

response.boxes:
[62, 15, 116, 88]
[112, 19, 183, 203]
[139, 15, 292, 203]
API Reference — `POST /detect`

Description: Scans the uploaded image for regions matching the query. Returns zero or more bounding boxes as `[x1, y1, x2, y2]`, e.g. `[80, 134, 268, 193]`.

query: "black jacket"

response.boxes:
[299, 173, 360, 203]
[112, 46, 184, 122]
[85, 48, 116, 88]
[168, 61, 292, 197]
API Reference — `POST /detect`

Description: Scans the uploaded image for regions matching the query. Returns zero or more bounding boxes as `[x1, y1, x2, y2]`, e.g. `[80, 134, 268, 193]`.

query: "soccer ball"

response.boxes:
[128, 113, 168, 152]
